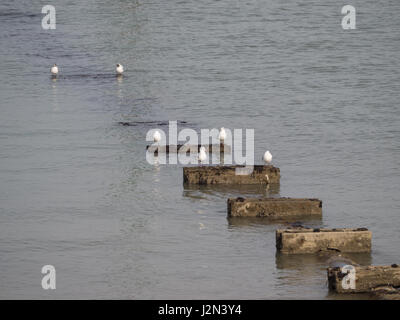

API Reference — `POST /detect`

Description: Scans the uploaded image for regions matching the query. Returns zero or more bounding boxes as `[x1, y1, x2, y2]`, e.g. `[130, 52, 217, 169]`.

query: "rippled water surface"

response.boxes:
[0, 0, 399, 299]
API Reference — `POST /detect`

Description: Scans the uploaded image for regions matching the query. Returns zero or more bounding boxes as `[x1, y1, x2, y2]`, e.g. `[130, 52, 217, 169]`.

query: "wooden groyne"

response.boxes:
[276, 227, 372, 254]
[328, 264, 400, 295]
[183, 165, 280, 185]
[227, 197, 322, 218]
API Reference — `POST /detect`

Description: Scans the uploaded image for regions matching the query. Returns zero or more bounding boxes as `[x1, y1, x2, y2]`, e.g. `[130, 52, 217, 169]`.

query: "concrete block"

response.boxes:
[276, 227, 372, 254]
[183, 165, 280, 185]
[227, 197, 322, 218]
[328, 264, 400, 294]
[146, 144, 231, 154]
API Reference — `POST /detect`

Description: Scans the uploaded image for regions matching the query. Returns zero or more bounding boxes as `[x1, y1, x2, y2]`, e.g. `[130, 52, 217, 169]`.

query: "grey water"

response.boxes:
[0, 0, 399, 299]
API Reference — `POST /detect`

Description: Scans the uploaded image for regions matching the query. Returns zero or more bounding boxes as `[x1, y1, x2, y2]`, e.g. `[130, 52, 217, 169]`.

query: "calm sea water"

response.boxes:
[0, 0, 399, 299]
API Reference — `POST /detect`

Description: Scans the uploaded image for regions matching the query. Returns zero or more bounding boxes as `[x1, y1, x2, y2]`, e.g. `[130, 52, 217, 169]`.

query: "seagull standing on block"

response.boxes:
[198, 146, 207, 164]
[116, 63, 124, 75]
[263, 150, 272, 164]
[218, 127, 226, 142]
[50, 64, 58, 76]
[153, 130, 161, 143]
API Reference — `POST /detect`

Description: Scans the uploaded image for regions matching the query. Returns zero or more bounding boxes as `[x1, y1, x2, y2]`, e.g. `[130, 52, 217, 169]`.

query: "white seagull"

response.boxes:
[218, 127, 226, 142]
[50, 64, 58, 76]
[263, 150, 272, 164]
[116, 63, 124, 75]
[153, 130, 161, 143]
[198, 146, 207, 163]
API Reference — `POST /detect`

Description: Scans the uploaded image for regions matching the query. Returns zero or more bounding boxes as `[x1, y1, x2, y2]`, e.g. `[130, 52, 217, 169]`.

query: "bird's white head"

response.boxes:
[51, 64, 58, 75]
[263, 150, 272, 164]
[219, 127, 227, 141]
[153, 130, 161, 143]
[199, 146, 207, 162]
[116, 63, 124, 74]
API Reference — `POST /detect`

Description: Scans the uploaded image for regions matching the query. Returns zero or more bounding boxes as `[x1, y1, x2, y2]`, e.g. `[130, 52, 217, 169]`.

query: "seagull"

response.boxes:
[263, 150, 272, 164]
[218, 127, 226, 142]
[153, 130, 161, 143]
[198, 146, 207, 164]
[116, 63, 124, 75]
[50, 64, 58, 76]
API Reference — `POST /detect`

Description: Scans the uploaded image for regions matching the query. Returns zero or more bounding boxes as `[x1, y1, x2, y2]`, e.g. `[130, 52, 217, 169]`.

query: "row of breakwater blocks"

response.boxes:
[148, 143, 399, 299]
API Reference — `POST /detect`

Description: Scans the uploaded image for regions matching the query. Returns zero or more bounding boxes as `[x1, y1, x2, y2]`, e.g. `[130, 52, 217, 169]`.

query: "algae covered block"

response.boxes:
[227, 197, 322, 218]
[183, 165, 280, 185]
[328, 264, 400, 294]
[276, 227, 372, 254]
[146, 144, 231, 154]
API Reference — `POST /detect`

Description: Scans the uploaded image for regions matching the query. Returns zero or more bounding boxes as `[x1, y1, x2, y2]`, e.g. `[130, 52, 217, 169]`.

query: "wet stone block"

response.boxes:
[328, 265, 400, 294]
[227, 197, 322, 218]
[276, 227, 372, 254]
[183, 165, 280, 185]
[146, 144, 231, 154]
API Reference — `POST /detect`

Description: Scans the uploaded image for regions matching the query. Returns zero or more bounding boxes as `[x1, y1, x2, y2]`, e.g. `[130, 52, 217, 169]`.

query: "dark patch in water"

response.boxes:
[0, 11, 40, 19]
[118, 120, 188, 127]
[52, 74, 122, 80]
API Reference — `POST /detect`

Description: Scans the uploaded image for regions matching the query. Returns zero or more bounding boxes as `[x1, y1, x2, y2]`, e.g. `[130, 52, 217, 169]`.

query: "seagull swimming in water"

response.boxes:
[198, 146, 207, 164]
[50, 64, 58, 76]
[153, 130, 161, 143]
[116, 63, 124, 75]
[218, 127, 226, 142]
[263, 150, 272, 164]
